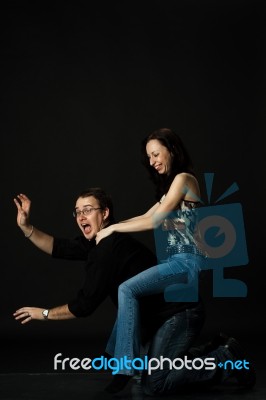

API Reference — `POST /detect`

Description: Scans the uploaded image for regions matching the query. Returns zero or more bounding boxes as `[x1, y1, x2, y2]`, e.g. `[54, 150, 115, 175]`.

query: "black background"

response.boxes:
[0, 0, 265, 373]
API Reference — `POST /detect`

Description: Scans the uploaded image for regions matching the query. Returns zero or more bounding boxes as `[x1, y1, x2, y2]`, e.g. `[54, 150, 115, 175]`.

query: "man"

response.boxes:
[13, 188, 255, 395]
[13, 188, 166, 323]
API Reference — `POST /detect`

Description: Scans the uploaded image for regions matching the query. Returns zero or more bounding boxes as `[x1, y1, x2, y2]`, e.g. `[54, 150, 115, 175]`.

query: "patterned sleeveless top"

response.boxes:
[155, 195, 205, 258]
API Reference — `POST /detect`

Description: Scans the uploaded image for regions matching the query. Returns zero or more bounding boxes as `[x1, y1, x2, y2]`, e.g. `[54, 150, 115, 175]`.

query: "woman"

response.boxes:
[96, 128, 207, 393]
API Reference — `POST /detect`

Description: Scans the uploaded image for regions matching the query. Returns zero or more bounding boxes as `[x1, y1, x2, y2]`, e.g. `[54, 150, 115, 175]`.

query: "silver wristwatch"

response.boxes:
[42, 309, 50, 320]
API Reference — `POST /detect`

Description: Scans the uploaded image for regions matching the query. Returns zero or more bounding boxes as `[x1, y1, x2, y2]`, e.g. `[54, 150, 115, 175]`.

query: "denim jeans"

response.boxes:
[105, 252, 239, 394]
[105, 253, 205, 375]
[142, 304, 205, 395]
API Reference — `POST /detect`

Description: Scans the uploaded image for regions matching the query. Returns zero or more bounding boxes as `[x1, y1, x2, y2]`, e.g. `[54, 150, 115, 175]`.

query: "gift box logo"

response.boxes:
[154, 173, 249, 302]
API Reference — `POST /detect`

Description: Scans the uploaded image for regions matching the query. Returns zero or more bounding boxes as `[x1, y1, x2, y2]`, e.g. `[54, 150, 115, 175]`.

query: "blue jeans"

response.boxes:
[105, 253, 205, 375]
[142, 304, 205, 395]
[106, 253, 238, 394]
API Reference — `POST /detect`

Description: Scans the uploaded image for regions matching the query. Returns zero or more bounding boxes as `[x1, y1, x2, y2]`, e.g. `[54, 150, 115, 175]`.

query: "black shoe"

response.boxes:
[189, 332, 229, 357]
[104, 374, 133, 394]
[224, 337, 256, 389]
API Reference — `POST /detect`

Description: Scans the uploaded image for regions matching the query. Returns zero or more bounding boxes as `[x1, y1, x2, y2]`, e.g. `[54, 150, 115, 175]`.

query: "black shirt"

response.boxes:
[52, 232, 199, 338]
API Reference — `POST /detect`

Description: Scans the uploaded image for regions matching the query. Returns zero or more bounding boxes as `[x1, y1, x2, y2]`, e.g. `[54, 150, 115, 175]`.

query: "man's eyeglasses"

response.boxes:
[73, 208, 102, 218]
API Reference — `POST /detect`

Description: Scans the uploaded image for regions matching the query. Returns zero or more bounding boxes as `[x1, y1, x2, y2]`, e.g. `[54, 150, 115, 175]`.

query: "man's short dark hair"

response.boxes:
[77, 187, 115, 223]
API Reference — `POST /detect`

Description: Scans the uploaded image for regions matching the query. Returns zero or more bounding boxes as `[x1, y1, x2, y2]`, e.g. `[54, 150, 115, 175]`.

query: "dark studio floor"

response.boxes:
[0, 338, 265, 400]
[0, 330, 264, 400]
[0, 368, 265, 400]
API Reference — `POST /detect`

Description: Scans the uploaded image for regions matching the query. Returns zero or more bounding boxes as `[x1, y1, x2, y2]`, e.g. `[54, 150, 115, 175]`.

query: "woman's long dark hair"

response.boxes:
[141, 128, 194, 201]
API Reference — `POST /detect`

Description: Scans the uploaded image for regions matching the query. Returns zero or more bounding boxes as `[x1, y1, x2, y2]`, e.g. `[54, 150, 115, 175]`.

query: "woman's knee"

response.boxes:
[118, 276, 141, 298]
[118, 281, 133, 299]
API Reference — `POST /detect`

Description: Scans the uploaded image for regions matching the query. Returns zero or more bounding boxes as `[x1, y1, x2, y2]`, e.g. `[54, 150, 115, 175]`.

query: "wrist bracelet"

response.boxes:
[25, 225, 34, 239]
